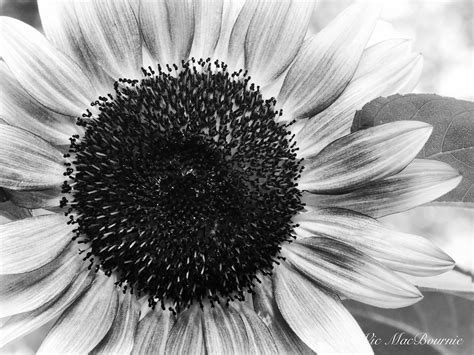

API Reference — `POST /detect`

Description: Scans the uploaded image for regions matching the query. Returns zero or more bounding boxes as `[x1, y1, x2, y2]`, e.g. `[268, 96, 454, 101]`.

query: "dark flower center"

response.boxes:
[62, 59, 303, 312]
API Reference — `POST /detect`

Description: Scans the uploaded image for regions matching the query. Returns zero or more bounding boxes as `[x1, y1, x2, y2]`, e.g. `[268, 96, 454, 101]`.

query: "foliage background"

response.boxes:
[1, 0, 472, 354]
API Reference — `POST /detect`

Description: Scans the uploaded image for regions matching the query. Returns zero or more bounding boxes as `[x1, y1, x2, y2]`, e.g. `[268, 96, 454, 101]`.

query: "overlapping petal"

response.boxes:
[231, 302, 279, 355]
[214, 0, 246, 62]
[0, 16, 95, 116]
[253, 276, 315, 354]
[0, 269, 94, 348]
[0, 125, 65, 190]
[278, 3, 381, 119]
[0, 63, 82, 146]
[165, 304, 206, 355]
[132, 308, 176, 354]
[303, 159, 462, 217]
[190, 0, 224, 60]
[0, 214, 73, 274]
[274, 261, 373, 354]
[240, 0, 315, 85]
[140, 0, 195, 65]
[295, 39, 423, 157]
[38, 273, 118, 354]
[0, 244, 83, 317]
[91, 292, 140, 354]
[299, 121, 432, 193]
[202, 302, 249, 355]
[38, 0, 141, 83]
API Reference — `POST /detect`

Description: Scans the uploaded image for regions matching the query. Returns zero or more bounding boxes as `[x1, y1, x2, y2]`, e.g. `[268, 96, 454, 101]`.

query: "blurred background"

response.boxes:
[1, 0, 473, 354]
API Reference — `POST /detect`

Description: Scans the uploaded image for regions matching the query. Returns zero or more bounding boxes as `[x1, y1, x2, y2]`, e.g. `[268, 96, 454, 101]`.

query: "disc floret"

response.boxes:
[62, 59, 303, 312]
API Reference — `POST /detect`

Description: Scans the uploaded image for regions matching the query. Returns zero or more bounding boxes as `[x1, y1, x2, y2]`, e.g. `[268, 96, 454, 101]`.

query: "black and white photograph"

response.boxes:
[0, 0, 473, 354]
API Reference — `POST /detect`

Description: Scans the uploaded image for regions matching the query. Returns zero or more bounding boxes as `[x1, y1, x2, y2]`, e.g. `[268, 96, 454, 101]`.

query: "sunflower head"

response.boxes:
[0, 0, 462, 353]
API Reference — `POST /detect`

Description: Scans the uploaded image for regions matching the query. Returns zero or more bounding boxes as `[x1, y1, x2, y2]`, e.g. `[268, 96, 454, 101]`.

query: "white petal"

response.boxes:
[132, 308, 176, 355]
[294, 208, 455, 276]
[0, 17, 95, 116]
[38, 273, 119, 354]
[295, 41, 423, 158]
[227, 0, 259, 69]
[278, 3, 381, 119]
[252, 277, 315, 354]
[214, 0, 246, 62]
[190, 0, 224, 60]
[165, 304, 206, 355]
[231, 302, 278, 355]
[0, 62, 82, 146]
[37, 0, 112, 90]
[91, 292, 140, 355]
[71, 0, 142, 79]
[202, 302, 249, 355]
[38, 0, 141, 85]
[139, 0, 195, 64]
[354, 39, 413, 79]
[303, 159, 462, 217]
[0, 214, 73, 274]
[298, 121, 432, 193]
[397, 56, 424, 93]
[0, 244, 83, 317]
[274, 261, 373, 354]
[0, 125, 65, 190]
[282, 237, 423, 308]
[0, 269, 94, 348]
[243, 0, 314, 85]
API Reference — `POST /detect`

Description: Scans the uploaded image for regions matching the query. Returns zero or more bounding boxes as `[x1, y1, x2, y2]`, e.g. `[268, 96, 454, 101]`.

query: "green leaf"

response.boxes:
[351, 94, 474, 207]
[345, 291, 474, 355]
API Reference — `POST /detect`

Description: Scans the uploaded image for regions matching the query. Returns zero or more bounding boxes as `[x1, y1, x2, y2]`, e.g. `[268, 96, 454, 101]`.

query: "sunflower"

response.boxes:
[0, 0, 461, 354]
